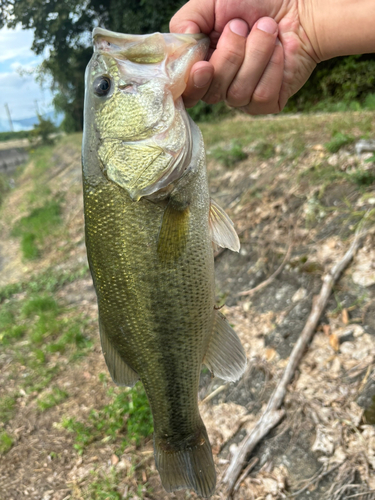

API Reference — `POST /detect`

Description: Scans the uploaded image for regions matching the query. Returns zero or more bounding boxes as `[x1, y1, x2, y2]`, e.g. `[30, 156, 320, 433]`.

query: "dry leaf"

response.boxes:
[111, 454, 119, 466]
[323, 324, 331, 336]
[342, 308, 349, 325]
[265, 347, 276, 361]
[329, 333, 339, 352]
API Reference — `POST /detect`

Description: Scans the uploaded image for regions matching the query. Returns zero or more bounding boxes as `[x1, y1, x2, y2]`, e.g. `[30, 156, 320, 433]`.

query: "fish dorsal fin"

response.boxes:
[209, 199, 240, 252]
[157, 201, 190, 263]
[99, 319, 139, 387]
[203, 310, 247, 382]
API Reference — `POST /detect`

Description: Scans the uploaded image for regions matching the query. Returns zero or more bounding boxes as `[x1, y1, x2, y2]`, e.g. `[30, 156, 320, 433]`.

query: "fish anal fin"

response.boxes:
[209, 199, 240, 252]
[154, 425, 216, 498]
[99, 320, 138, 387]
[157, 201, 190, 263]
[204, 310, 246, 382]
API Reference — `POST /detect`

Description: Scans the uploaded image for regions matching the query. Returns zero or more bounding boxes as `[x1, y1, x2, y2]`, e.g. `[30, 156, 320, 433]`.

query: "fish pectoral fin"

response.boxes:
[157, 200, 190, 263]
[154, 425, 216, 498]
[99, 320, 139, 387]
[209, 199, 240, 252]
[203, 310, 247, 382]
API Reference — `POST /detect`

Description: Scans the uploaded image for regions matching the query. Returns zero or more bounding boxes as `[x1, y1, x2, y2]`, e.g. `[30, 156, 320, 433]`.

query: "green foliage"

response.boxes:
[62, 384, 153, 454]
[37, 387, 68, 412]
[325, 133, 355, 153]
[29, 114, 57, 146]
[0, 432, 13, 454]
[11, 199, 62, 260]
[187, 101, 234, 123]
[287, 54, 375, 111]
[0, 130, 31, 142]
[211, 141, 247, 167]
[350, 169, 375, 187]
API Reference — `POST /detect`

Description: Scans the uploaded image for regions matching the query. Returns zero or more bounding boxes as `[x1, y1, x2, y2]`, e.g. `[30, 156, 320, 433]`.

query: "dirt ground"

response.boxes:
[0, 112, 375, 500]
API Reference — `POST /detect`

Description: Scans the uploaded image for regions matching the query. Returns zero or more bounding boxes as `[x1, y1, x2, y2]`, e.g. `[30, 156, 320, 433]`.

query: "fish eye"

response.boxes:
[93, 75, 111, 96]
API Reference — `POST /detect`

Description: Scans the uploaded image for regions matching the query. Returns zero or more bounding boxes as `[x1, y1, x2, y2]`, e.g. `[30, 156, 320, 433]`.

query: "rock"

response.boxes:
[355, 139, 375, 155]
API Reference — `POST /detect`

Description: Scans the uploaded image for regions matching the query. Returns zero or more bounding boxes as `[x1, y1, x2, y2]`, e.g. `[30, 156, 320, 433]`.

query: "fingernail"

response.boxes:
[257, 18, 277, 34]
[193, 69, 212, 88]
[181, 22, 201, 35]
[230, 19, 249, 37]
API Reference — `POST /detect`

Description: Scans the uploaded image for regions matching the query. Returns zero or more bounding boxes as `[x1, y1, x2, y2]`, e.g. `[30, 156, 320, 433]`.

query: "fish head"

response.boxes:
[83, 29, 209, 200]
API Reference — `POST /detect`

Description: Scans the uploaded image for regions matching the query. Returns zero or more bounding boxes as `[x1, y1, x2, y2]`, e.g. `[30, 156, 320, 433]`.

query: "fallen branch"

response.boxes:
[222, 224, 365, 497]
[238, 243, 293, 297]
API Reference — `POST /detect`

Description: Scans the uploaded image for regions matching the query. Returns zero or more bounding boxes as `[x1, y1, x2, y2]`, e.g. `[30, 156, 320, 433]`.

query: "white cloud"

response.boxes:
[0, 26, 55, 121]
[0, 25, 36, 63]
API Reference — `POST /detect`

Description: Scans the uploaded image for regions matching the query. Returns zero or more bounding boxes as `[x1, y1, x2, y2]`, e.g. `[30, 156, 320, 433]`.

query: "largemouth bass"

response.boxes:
[82, 27, 246, 497]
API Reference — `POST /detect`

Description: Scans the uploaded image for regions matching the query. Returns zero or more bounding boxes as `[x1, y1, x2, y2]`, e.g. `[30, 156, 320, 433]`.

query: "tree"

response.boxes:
[0, 0, 185, 131]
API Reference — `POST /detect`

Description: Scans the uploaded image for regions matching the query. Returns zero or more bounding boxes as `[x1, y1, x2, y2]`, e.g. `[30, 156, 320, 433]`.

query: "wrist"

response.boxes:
[299, 0, 375, 61]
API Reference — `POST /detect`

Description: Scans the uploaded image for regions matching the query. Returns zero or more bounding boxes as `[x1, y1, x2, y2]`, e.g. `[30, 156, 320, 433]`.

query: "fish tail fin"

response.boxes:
[154, 426, 216, 498]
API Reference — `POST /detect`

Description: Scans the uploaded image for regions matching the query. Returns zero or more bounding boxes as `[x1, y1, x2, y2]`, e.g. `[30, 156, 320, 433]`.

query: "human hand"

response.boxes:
[170, 0, 320, 114]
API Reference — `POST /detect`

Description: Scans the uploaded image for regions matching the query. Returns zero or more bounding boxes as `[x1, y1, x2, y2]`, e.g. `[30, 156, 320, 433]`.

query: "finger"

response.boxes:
[170, 0, 214, 34]
[202, 19, 249, 105]
[240, 41, 284, 115]
[226, 17, 278, 108]
[182, 61, 214, 108]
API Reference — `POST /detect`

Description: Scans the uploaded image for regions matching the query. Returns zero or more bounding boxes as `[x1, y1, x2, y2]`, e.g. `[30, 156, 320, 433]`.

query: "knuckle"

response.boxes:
[204, 93, 222, 105]
[226, 83, 249, 107]
[221, 46, 244, 67]
[252, 85, 274, 105]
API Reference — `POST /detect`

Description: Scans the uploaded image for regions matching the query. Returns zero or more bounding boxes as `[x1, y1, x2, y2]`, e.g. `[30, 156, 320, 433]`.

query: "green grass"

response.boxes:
[0, 396, 17, 424]
[211, 141, 247, 167]
[0, 432, 14, 454]
[0, 265, 88, 304]
[254, 141, 275, 159]
[37, 387, 68, 412]
[350, 169, 375, 187]
[325, 132, 355, 153]
[62, 383, 153, 454]
[11, 199, 63, 260]
[0, 268, 93, 396]
[87, 468, 123, 500]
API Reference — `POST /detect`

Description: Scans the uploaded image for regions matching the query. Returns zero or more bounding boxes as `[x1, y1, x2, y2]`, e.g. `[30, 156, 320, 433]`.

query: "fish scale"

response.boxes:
[82, 28, 246, 497]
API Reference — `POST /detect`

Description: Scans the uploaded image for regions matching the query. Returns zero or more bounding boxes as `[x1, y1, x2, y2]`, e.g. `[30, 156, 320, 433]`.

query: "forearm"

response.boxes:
[300, 0, 375, 61]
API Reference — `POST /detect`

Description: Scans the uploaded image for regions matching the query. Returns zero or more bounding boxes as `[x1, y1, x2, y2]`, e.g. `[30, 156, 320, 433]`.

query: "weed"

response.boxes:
[12, 199, 63, 260]
[0, 396, 16, 424]
[37, 387, 68, 412]
[325, 132, 355, 153]
[363, 93, 375, 111]
[87, 468, 122, 500]
[211, 141, 247, 167]
[62, 384, 153, 454]
[350, 169, 375, 187]
[254, 141, 275, 159]
[0, 432, 14, 454]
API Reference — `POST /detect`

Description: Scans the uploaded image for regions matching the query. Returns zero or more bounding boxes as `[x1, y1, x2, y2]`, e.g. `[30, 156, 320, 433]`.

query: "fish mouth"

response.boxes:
[92, 28, 210, 100]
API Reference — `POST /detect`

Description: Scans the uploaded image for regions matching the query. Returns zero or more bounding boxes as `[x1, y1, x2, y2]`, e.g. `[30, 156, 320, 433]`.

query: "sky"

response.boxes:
[0, 25, 55, 123]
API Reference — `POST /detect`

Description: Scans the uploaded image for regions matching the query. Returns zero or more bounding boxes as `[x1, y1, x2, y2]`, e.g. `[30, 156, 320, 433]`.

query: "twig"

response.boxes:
[287, 463, 341, 498]
[222, 223, 366, 498]
[238, 243, 293, 297]
[233, 457, 259, 492]
[344, 490, 375, 499]
[200, 384, 228, 405]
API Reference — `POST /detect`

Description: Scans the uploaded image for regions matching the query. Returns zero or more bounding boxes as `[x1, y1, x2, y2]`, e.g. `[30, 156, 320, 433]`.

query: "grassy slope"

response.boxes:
[0, 113, 374, 500]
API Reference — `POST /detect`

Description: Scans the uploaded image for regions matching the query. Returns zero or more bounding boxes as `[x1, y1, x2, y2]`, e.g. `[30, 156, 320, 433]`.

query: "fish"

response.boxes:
[82, 27, 246, 498]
